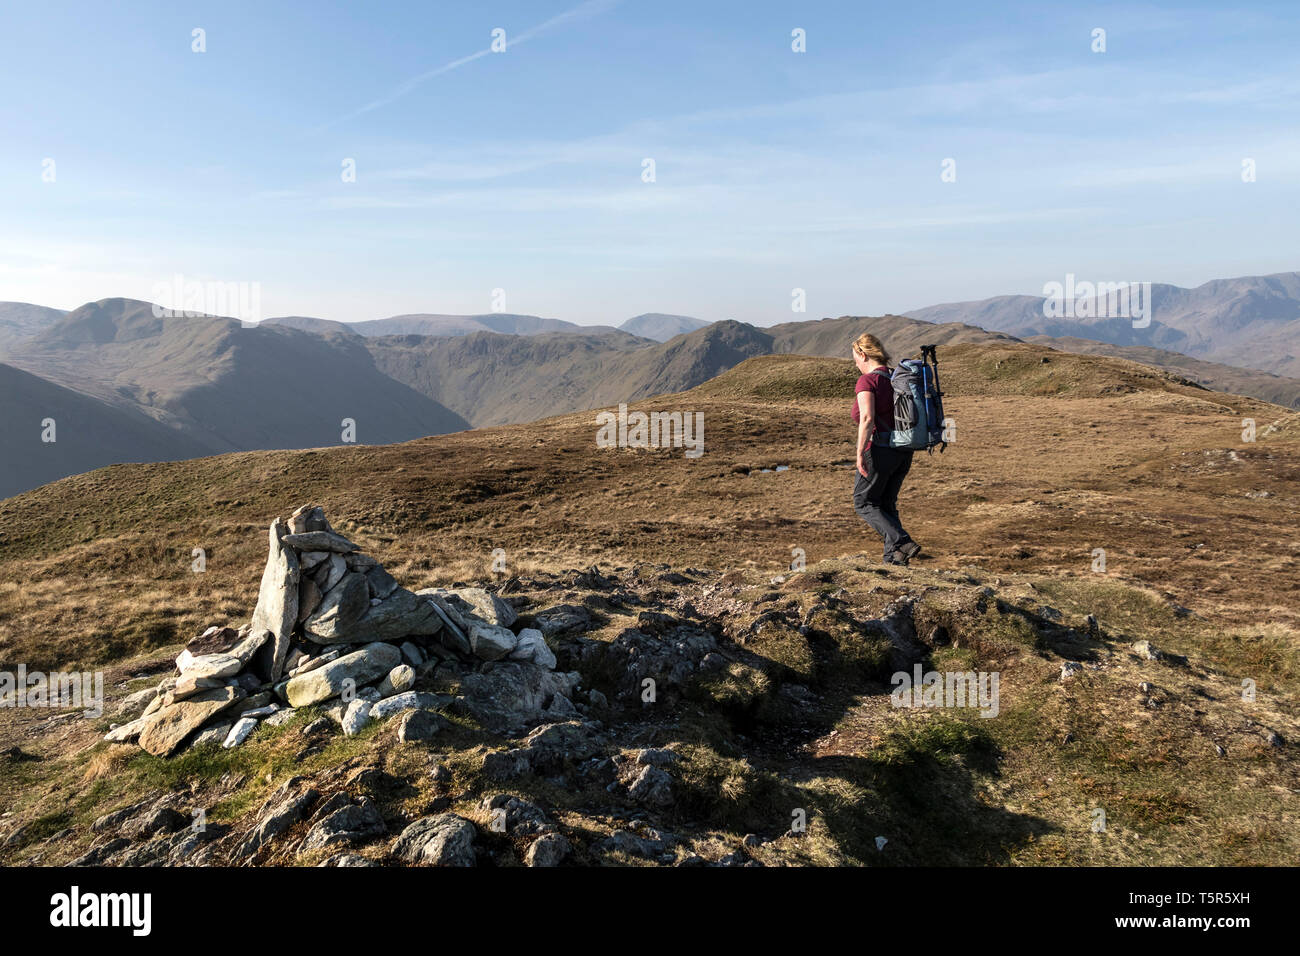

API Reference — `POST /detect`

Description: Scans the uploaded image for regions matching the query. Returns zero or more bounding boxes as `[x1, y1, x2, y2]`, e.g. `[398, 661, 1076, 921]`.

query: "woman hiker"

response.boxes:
[851, 333, 922, 565]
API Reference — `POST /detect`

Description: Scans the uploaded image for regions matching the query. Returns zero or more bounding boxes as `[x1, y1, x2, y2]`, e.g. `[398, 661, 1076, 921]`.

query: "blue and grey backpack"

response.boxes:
[878, 344, 947, 452]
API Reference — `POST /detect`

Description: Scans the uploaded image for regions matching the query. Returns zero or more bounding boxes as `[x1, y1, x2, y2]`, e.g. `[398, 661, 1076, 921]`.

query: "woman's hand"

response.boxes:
[857, 451, 871, 479]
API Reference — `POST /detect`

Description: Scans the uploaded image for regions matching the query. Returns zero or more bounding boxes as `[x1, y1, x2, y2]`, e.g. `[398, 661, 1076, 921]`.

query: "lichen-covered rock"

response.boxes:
[391, 813, 476, 866]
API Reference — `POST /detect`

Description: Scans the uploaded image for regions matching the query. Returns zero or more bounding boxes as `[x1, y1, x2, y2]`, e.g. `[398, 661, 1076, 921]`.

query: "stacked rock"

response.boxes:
[107, 504, 563, 756]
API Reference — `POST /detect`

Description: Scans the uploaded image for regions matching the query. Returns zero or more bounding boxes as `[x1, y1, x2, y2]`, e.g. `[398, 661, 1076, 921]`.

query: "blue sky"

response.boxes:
[2, 0, 1297, 325]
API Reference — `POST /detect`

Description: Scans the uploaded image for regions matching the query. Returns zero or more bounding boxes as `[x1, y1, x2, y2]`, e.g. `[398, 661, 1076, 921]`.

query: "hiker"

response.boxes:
[851, 333, 922, 565]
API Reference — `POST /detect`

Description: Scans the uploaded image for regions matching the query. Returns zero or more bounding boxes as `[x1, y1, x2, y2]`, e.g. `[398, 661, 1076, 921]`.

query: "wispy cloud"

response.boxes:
[313, 0, 619, 132]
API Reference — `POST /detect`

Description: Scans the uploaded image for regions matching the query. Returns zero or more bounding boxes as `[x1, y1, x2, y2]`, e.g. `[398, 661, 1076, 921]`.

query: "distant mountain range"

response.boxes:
[906, 271, 1300, 378]
[269, 312, 620, 339]
[618, 313, 712, 340]
[264, 311, 705, 341]
[3, 271, 1299, 497]
[2, 299, 467, 483]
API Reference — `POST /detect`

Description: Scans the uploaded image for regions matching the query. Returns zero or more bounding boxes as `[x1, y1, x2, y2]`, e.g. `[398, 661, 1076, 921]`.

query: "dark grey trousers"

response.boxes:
[853, 443, 915, 561]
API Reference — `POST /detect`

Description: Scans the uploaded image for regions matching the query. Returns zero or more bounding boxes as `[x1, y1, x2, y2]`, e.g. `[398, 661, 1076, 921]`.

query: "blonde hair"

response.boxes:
[852, 333, 891, 366]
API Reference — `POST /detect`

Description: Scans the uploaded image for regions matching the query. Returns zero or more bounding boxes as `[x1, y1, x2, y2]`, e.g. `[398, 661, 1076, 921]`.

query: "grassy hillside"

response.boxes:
[1, 341, 1296, 867]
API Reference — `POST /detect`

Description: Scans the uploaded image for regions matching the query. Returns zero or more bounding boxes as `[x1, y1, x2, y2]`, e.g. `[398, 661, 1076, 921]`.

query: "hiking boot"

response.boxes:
[896, 540, 922, 563]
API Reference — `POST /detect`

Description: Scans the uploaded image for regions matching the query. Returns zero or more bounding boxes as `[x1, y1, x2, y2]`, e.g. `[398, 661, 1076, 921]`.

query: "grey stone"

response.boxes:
[635, 748, 679, 767]
[240, 703, 279, 719]
[533, 604, 592, 638]
[318, 553, 348, 593]
[234, 784, 319, 858]
[1132, 640, 1162, 661]
[448, 587, 518, 629]
[469, 622, 518, 661]
[508, 628, 556, 669]
[187, 721, 232, 749]
[116, 685, 161, 718]
[288, 647, 342, 677]
[377, 664, 415, 697]
[325, 687, 382, 725]
[459, 663, 580, 732]
[297, 799, 385, 856]
[322, 853, 378, 866]
[396, 709, 442, 742]
[366, 566, 399, 600]
[627, 765, 673, 806]
[341, 699, 372, 737]
[297, 576, 323, 623]
[103, 716, 147, 743]
[358, 588, 443, 642]
[180, 630, 267, 681]
[304, 571, 370, 643]
[138, 686, 246, 757]
[249, 519, 301, 682]
[222, 717, 259, 748]
[391, 813, 476, 866]
[174, 625, 241, 672]
[525, 832, 570, 867]
[263, 708, 297, 727]
[297, 550, 330, 572]
[400, 642, 425, 668]
[285, 643, 403, 708]
[289, 504, 332, 535]
[282, 530, 358, 553]
[419, 595, 470, 654]
[370, 691, 445, 722]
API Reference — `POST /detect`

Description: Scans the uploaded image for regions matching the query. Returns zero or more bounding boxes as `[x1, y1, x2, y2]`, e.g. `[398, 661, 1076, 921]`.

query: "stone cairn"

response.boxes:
[107, 504, 566, 756]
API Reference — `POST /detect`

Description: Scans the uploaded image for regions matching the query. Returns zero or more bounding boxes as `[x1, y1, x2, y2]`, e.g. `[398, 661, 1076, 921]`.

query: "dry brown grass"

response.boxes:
[0, 345, 1296, 866]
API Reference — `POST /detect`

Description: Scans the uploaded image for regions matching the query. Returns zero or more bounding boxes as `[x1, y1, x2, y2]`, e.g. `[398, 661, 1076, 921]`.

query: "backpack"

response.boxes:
[882, 345, 947, 452]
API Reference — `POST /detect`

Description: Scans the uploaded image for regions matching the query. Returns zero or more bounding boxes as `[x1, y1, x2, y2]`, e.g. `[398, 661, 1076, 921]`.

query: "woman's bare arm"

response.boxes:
[857, 390, 874, 478]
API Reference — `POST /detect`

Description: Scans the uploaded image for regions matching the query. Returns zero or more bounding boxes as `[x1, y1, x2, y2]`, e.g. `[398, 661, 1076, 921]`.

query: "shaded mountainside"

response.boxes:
[0, 343, 1296, 867]
[5, 298, 469, 456]
[0, 362, 212, 499]
[365, 315, 1014, 427]
[907, 271, 1300, 378]
[365, 328, 655, 426]
[0, 301, 68, 354]
[366, 321, 772, 428]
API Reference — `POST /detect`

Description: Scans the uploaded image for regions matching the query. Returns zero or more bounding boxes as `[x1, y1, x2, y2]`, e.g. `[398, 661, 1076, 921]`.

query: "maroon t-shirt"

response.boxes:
[851, 368, 894, 433]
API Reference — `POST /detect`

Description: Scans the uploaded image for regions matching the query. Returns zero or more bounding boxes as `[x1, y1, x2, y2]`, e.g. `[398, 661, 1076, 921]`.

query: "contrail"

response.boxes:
[314, 0, 619, 132]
